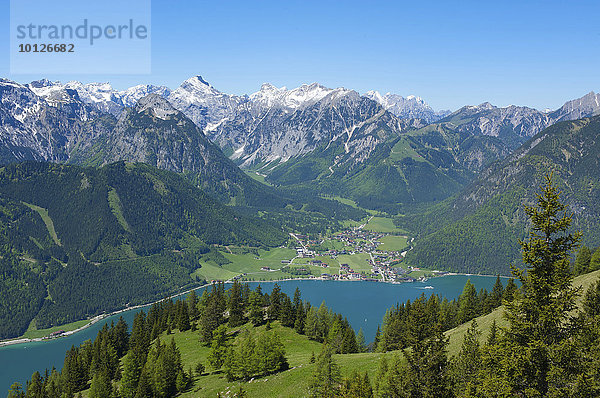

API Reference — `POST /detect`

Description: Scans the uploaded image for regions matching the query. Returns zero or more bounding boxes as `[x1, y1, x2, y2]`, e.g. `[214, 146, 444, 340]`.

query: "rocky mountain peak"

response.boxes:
[552, 91, 600, 122]
[475, 102, 495, 110]
[134, 94, 179, 120]
[29, 79, 54, 88]
[178, 75, 216, 94]
[364, 90, 444, 122]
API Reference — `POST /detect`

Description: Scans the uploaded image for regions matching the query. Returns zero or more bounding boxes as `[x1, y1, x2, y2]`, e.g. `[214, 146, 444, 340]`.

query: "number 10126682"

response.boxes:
[18, 43, 74, 53]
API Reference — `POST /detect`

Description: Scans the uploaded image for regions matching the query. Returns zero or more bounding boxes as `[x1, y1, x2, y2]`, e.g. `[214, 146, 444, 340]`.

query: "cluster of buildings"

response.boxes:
[329, 229, 384, 254]
[283, 228, 431, 284]
[295, 246, 316, 258]
[338, 263, 363, 280]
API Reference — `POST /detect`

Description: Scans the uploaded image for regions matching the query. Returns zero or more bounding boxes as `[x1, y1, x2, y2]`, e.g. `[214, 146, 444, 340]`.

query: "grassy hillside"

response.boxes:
[182, 271, 600, 397]
[444, 269, 600, 355]
[171, 322, 384, 398]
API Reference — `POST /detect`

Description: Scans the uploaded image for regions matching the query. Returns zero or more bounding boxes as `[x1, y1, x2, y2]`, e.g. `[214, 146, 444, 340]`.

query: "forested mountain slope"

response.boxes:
[403, 115, 600, 274]
[0, 161, 287, 339]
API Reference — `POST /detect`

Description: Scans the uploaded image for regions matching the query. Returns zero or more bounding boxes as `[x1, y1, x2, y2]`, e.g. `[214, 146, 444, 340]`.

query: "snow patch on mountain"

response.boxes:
[364, 90, 449, 122]
[250, 82, 337, 110]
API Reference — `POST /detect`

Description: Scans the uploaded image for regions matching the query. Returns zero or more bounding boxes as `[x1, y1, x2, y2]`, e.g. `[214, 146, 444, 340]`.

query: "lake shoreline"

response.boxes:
[0, 282, 212, 348]
[0, 272, 509, 348]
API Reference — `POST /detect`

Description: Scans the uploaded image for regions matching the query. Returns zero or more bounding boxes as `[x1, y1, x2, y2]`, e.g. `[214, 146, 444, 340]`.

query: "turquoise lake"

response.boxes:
[0, 275, 501, 393]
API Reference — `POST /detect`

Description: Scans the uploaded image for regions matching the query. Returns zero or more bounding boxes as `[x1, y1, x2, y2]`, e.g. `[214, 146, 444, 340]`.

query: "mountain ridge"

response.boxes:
[403, 114, 600, 274]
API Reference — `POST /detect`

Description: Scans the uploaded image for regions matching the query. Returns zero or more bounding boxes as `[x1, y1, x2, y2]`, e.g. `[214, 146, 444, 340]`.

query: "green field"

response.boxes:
[325, 196, 379, 216]
[20, 319, 90, 340]
[312, 239, 349, 252]
[364, 216, 407, 233]
[407, 268, 434, 278]
[244, 171, 273, 186]
[389, 137, 426, 163]
[193, 247, 305, 282]
[336, 253, 372, 273]
[378, 235, 409, 251]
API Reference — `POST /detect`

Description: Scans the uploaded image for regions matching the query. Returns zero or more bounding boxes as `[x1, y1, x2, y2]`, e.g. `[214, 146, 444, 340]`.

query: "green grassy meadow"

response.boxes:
[157, 322, 385, 398]
[336, 253, 372, 273]
[364, 217, 407, 234]
[22, 201, 61, 246]
[20, 319, 90, 340]
[378, 235, 409, 251]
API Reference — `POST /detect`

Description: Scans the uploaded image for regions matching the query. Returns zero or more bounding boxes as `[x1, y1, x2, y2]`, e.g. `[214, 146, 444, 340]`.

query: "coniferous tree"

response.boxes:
[89, 369, 113, 398]
[61, 345, 86, 395]
[180, 301, 191, 331]
[207, 325, 228, 370]
[589, 246, 600, 272]
[121, 353, 142, 398]
[280, 294, 295, 327]
[316, 301, 331, 341]
[294, 299, 306, 334]
[402, 328, 453, 398]
[292, 288, 302, 313]
[267, 284, 282, 321]
[187, 290, 199, 321]
[327, 320, 344, 353]
[228, 280, 245, 327]
[309, 344, 341, 398]
[248, 289, 264, 326]
[356, 328, 366, 353]
[373, 325, 381, 352]
[7, 383, 25, 398]
[376, 354, 408, 397]
[451, 320, 481, 395]
[238, 331, 258, 379]
[199, 284, 226, 343]
[457, 279, 478, 324]
[339, 370, 373, 398]
[133, 365, 152, 398]
[548, 280, 600, 396]
[373, 355, 388, 395]
[503, 278, 518, 302]
[574, 245, 592, 275]
[496, 174, 581, 396]
[304, 307, 318, 340]
[488, 275, 504, 310]
[25, 371, 44, 398]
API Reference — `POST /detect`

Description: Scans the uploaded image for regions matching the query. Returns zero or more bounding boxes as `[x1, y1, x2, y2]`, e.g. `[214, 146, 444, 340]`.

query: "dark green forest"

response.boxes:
[0, 161, 288, 339]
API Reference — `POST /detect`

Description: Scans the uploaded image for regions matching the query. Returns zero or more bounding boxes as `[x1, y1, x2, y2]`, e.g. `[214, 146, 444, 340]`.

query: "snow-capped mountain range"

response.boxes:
[26, 76, 448, 126]
[2, 75, 600, 188]
[364, 91, 450, 122]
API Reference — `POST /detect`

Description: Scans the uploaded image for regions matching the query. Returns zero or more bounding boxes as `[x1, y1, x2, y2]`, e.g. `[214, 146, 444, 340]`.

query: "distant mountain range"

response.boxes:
[2, 76, 600, 211]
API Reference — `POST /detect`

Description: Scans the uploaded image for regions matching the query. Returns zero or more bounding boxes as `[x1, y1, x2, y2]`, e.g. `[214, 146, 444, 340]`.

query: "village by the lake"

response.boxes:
[222, 218, 449, 284]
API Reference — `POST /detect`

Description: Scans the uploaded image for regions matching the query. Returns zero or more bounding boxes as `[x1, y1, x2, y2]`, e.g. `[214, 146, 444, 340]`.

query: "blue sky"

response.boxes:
[2, 0, 599, 111]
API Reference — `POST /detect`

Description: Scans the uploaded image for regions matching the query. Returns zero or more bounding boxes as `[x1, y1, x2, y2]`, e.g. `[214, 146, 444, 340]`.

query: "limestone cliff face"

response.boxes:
[0, 79, 114, 164]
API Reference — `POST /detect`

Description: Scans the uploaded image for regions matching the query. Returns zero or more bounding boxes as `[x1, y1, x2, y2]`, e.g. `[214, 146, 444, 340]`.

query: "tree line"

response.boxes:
[376, 275, 517, 352]
[10, 279, 362, 397]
